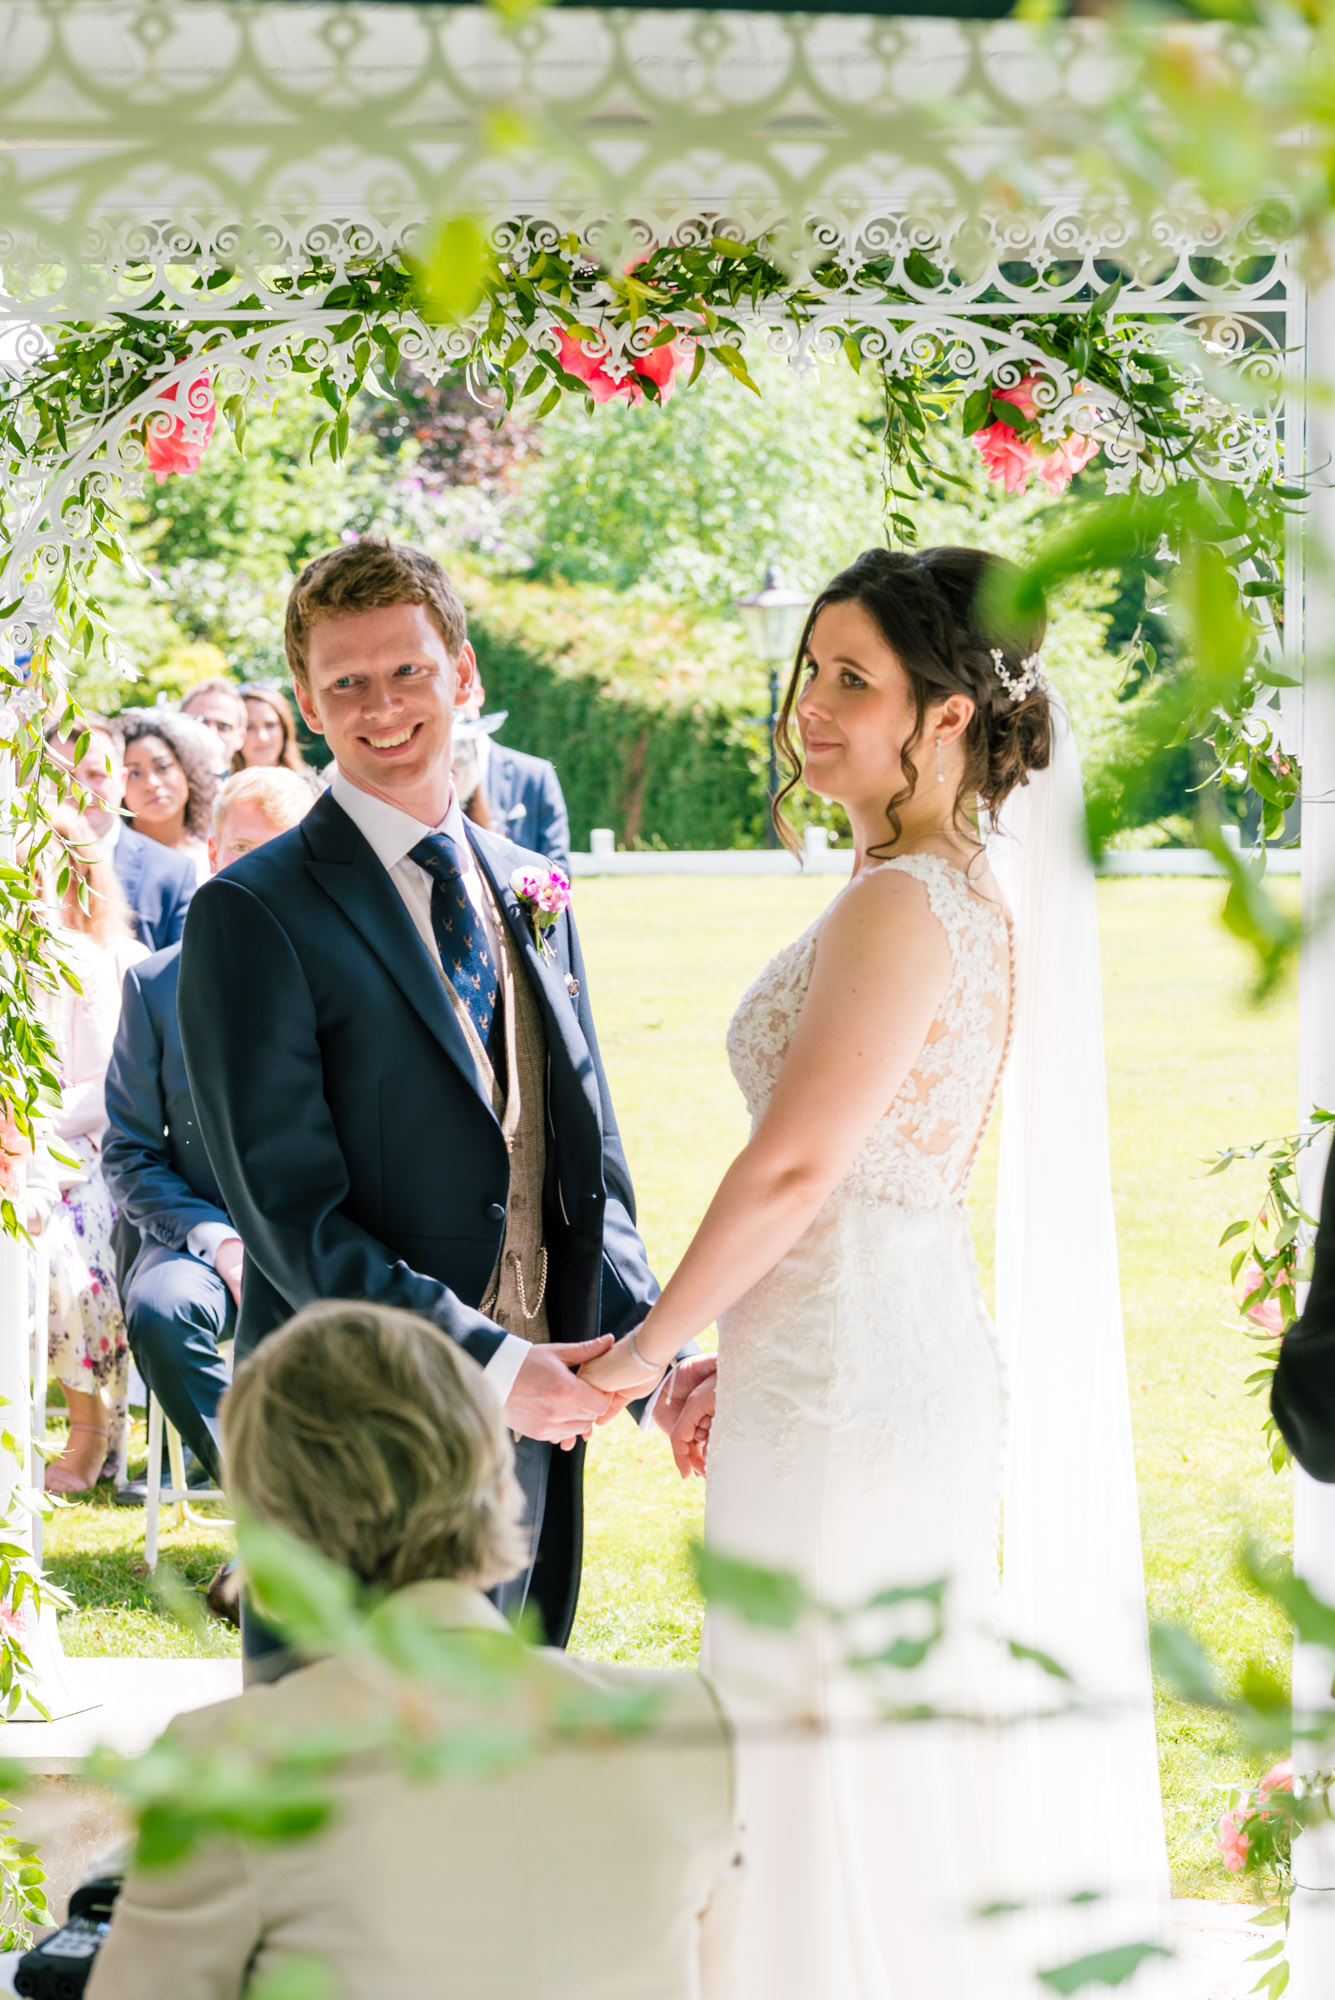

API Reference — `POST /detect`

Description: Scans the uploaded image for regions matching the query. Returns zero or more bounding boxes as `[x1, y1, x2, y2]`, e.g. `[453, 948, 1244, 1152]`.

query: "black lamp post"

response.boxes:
[735, 566, 810, 847]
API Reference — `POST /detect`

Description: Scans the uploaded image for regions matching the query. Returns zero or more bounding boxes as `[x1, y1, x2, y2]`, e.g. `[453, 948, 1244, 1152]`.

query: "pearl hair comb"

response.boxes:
[990, 647, 1046, 704]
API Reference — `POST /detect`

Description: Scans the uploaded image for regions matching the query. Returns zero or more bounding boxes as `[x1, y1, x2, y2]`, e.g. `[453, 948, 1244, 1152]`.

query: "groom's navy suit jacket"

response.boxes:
[177, 792, 658, 1642]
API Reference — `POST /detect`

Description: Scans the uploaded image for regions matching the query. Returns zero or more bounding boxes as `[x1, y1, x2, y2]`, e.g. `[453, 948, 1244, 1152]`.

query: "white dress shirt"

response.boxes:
[329, 770, 529, 1405]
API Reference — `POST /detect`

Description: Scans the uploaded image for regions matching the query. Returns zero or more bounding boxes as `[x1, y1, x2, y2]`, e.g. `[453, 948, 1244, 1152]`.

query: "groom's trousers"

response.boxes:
[491, 1435, 551, 1625]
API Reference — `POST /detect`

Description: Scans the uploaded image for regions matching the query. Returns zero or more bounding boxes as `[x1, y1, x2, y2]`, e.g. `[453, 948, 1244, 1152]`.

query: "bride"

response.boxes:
[582, 545, 1171, 1997]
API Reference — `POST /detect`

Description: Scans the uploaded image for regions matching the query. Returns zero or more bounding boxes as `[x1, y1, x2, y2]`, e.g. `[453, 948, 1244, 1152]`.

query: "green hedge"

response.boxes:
[464, 573, 775, 850]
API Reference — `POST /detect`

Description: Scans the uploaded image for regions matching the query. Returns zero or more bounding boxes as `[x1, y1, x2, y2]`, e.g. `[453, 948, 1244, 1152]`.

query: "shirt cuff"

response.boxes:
[638, 1377, 667, 1430]
[186, 1221, 242, 1269]
[484, 1333, 532, 1409]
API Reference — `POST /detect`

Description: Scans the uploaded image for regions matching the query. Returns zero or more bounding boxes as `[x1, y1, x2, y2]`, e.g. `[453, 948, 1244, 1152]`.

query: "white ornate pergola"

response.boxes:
[1, 0, 1331, 1975]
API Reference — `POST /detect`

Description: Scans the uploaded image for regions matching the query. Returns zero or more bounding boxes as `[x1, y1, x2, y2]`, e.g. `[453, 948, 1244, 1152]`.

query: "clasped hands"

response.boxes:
[505, 1334, 717, 1477]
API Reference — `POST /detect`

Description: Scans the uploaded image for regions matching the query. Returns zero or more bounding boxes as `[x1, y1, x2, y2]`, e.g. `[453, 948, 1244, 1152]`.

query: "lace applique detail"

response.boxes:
[724, 854, 1012, 1213]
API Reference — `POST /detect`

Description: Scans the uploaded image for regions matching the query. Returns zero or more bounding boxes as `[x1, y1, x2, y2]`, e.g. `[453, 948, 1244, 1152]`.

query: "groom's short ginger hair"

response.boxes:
[285, 540, 468, 686]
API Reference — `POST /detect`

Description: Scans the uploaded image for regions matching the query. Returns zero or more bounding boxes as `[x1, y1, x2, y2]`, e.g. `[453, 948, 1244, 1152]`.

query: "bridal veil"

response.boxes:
[990, 698, 1175, 1985]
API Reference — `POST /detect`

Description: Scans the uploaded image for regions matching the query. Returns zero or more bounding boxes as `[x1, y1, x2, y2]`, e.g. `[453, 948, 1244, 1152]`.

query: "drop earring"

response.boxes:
[935, 736, 945, 783]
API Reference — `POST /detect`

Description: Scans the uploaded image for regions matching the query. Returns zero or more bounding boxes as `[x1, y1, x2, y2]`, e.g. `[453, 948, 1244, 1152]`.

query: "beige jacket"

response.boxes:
[87, 1582, 740, 2000]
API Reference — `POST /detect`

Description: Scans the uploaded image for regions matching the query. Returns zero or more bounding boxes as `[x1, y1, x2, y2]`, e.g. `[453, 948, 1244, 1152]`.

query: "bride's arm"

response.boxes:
[582, 869, 953, 1390]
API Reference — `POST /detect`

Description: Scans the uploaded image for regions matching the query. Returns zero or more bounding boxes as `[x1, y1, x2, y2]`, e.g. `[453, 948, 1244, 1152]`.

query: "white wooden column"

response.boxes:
[1291, 265, 1335, 1989]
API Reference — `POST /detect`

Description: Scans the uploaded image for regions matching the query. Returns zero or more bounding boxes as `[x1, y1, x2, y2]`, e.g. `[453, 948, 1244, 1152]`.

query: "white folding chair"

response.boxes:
[143, 1392, 231, 1571]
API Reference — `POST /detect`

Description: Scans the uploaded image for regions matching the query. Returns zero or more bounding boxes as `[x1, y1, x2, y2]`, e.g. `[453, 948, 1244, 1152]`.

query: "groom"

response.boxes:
[178, 540, 660, 1653]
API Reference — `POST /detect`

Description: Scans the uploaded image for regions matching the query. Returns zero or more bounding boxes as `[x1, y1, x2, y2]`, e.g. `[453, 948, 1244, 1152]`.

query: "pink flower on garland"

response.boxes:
[1240, 1260, 1284, 1337]
[994, 372, 1041, 422]
[1037, 431, 1101, 493]
[1215, 1761, 1294, 1877]
[972, 371, 1101, 497]
[1258, 1758, 1293, 1805]
[975, 421, 1039, 494]
[145, 369, 217, 483]
[1216, 1808, 1249, 1873]
[0, 1112, 27, 1202]
[0, 1606, 27, 1646]
[555, 328, 687, 407]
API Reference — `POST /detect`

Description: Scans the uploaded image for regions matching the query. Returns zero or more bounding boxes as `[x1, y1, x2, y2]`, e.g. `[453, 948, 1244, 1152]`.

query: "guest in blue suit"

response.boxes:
[45, 714, 197, 951]
[103, 769, 316, 1483]
[460, 677, 570, 868]
[178, 542, 669, 1655]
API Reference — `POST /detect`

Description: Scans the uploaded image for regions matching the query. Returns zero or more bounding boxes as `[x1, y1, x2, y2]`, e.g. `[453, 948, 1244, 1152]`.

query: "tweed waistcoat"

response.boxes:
[443, 876, 550, 1346]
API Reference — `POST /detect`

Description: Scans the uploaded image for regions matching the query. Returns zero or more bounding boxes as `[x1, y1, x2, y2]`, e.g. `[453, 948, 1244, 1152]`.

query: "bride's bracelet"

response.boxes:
[628, 1327, 668, 1379]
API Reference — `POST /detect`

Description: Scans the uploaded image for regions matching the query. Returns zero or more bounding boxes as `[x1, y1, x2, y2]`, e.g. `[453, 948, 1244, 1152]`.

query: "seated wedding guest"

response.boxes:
[236, 682, 311, 777]
[463, 673, 570, 867]
[1272, 1150, 1335, 1480]
[181, 677, 248, 778]
[119, 708, 218, 884]
[44, 713, 196, 950]
[25, 806, 148, 1493]
[86, 1298, 740, 2000]
[102, 769, 315, 1493]
[451, 709, 499, 832]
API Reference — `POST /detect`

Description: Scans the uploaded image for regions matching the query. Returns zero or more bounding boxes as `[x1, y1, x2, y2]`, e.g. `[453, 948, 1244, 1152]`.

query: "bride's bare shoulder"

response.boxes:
[813, 862, 954, 977]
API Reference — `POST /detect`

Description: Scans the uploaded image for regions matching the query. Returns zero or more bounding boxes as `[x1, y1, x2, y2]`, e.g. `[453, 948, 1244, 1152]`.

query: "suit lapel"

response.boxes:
[468, 827, 602, 1134]
[301, 795, 492, 1113]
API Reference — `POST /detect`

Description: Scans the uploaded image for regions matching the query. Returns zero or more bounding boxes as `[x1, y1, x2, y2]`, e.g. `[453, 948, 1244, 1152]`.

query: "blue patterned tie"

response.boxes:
[410, 833, 498, 1047]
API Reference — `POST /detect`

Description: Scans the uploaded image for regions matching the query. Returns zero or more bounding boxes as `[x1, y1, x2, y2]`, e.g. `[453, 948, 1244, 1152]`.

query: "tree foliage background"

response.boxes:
[74, 348, 1174, 848]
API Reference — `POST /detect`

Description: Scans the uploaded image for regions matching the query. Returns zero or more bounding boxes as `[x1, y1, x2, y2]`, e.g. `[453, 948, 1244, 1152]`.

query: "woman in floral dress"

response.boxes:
[27, 807, 147, 1491]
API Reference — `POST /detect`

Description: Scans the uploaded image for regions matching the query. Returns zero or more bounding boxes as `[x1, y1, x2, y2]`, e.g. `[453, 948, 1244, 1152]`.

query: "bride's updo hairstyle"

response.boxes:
[774, 545, 1052, 854]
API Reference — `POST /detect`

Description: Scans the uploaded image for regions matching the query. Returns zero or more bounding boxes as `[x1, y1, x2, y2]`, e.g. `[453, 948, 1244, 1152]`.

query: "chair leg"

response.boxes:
[145, 1395, 162, 1571]
[165, 1421, 188, 1532]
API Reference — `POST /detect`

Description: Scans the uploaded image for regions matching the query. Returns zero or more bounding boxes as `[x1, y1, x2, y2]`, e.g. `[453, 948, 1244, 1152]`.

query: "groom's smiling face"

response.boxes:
[296, 601, 477, 817]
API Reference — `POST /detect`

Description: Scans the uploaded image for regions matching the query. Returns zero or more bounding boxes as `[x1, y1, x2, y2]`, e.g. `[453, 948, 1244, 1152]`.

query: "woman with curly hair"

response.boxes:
[119, 708, 218, 883]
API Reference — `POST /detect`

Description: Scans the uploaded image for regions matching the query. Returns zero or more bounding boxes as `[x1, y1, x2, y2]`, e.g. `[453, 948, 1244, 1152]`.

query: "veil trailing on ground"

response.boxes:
[989, 698, 1174, 1986]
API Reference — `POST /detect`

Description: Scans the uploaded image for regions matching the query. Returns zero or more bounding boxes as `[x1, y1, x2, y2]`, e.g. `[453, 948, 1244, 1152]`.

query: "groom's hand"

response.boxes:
[506, 1337, 618, 1451]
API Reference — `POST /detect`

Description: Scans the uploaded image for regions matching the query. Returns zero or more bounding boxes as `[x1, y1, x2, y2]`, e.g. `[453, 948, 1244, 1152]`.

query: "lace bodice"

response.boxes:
[725, 854, 1013, 1210]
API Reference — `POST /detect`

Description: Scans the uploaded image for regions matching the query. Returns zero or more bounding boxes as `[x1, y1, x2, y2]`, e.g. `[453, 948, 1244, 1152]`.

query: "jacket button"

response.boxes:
[485, 1202, 506, 1223]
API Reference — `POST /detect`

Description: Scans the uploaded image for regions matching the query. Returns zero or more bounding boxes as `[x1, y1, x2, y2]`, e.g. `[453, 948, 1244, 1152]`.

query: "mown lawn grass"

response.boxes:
[44, 876, 1298, 1896]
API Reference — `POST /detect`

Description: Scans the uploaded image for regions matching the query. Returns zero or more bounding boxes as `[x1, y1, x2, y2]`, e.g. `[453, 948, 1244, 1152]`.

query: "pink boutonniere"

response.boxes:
[509, 864, 571, 961]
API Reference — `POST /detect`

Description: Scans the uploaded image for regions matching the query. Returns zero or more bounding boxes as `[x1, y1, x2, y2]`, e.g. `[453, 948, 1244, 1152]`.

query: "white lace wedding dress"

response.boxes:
[703, 853, 1015, 2000]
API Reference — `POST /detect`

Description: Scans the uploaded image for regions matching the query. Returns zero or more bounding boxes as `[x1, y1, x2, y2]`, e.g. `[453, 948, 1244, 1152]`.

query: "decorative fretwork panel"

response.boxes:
[0, 5, 1298, 680]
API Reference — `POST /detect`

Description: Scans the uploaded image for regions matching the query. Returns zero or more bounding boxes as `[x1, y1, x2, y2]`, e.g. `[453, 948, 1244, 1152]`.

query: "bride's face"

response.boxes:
[795, 601, 925, 810]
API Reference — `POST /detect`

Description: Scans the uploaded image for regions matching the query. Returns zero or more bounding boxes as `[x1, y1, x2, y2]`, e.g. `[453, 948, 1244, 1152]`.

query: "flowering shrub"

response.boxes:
[971, 372, 1101, 496]
[144, 370, 217, 482]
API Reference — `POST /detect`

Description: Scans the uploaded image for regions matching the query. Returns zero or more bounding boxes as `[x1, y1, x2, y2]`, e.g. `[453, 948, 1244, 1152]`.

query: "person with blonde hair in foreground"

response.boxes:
[87, 1299, 740, 2000]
